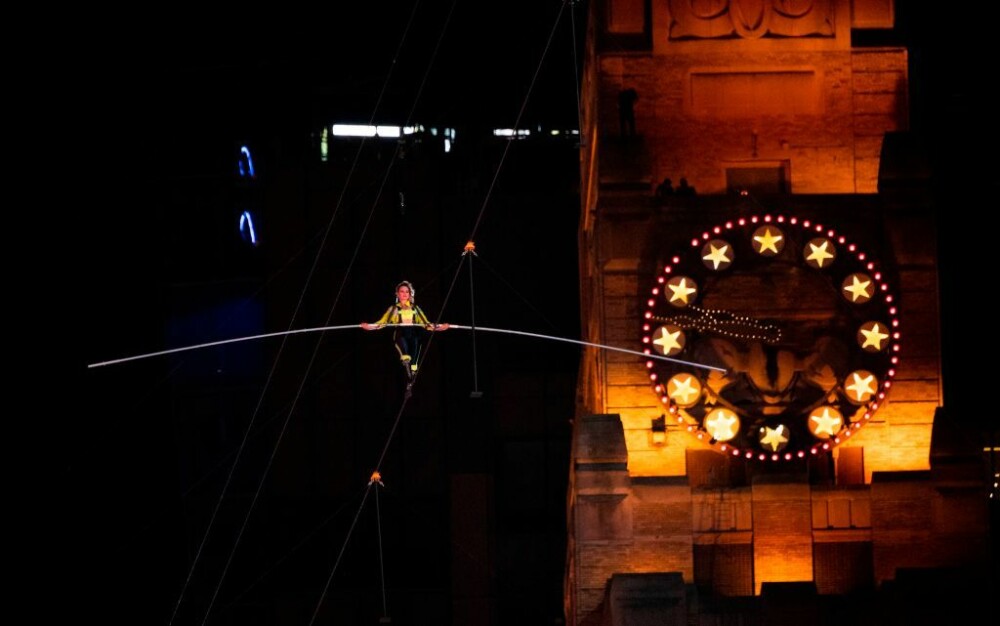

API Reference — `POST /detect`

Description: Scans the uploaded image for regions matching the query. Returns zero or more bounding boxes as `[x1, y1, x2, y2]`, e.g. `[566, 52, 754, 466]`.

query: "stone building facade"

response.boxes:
[567, 2, 993, 624]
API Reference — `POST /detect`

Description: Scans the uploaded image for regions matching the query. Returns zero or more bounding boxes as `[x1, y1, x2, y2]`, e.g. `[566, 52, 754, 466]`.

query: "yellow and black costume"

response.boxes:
[370, 291, 434, 379]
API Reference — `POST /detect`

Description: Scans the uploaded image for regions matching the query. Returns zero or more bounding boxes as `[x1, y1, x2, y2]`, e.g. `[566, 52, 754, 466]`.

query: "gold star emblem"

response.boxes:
[752, 226, 784, 256]
[704, 408, 739, 442]
[845, 370, 877, 403]
[808, 407, 843, 439]
[842, 273, 873, 303]
[666, 276, 697, 306]
[652, 325, 685, 356]
[858, 321, 889, 351]
[668, 373, 701, 406]
[804, 238, 835, 268]
[758, 424, 789, 452]
[701, 240, 733, 270]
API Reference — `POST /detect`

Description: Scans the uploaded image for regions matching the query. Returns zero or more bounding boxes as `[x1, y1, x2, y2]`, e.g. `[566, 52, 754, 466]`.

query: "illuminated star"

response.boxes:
[668, 374, 701, 405]
[753, 227, 783, 255]
[759, 425, 789, 451]
[842, 274, 873, 302]
[702, 243, 732, 270]
[809, 408, 843, 438]
[668, 277, 697, 304]
[705, 409, 739, 441]
[653, 326, 684, 355]
[805, 239, 835, 267]
[859, 322, 889, 350]
[846, 372, 877, 402]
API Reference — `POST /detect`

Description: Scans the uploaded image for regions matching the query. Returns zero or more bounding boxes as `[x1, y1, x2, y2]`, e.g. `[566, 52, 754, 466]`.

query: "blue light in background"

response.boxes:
[238, 145, 256, 178]
[239, 210, 258, 246]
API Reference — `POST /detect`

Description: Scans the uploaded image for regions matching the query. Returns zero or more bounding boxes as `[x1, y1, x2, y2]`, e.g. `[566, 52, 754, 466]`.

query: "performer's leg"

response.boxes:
[394, 333, 412, 375]
[396, 331, 418, 379]
[409, 338, 422, 376]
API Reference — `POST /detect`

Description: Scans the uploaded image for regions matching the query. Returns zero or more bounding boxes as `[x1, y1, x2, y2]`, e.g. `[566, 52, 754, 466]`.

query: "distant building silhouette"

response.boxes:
[655, 177, 673, 202]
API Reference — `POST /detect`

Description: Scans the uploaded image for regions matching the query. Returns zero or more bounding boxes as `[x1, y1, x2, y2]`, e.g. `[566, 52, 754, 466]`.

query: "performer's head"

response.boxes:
[395, 280, 415, 303]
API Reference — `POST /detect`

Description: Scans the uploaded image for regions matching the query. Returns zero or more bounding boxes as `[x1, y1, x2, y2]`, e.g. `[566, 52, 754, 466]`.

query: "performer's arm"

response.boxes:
[361, 306, 394, 330]
[416, 306, 448, 331]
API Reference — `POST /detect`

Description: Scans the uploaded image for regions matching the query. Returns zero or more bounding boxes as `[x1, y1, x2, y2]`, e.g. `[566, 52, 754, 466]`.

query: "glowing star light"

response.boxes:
[758, 424, 789, 452]
[701, 240, 733, 270]
[808, 407, 844, 439]
[704, 408, 740, 442]
[842, 273, 873, 303]
[752, 226, 784, 256]
[858, 321, 889, 351]
[652, 325, 685, 356]
[666, 276, 698, 306]
[804, 238, 835, 268]
[845, 370, 878, 403]
[667, 373, 702, 406]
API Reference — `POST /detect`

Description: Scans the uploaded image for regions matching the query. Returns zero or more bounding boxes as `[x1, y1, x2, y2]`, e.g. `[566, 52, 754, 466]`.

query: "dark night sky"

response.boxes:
[73, 4, 585, 625]
[67, 2, 988, 625]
